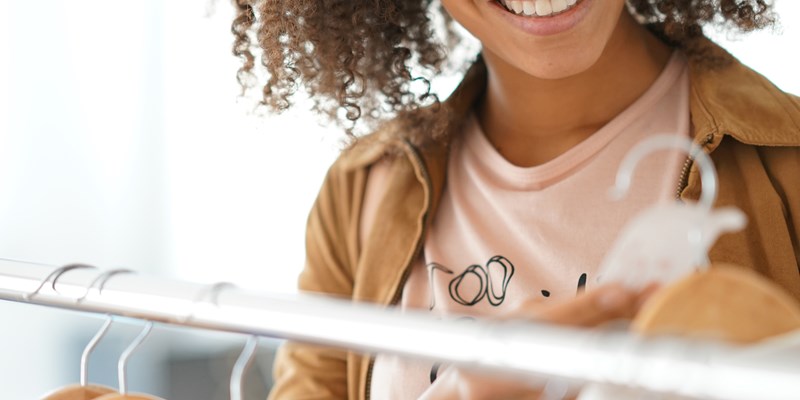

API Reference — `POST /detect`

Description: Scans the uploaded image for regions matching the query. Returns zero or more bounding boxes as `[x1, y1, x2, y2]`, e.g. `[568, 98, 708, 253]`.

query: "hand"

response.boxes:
[418, 283, 660, 400]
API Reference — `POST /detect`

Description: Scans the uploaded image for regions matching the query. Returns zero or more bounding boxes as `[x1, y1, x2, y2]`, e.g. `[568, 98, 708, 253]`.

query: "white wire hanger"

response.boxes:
[231, 335, 260, 400]
[596, 134, 747, 290]
[580, 134, 747, 400]
[88, 270, 161, 400]
[41, 268, 130, 399]
[91, 321, 159, 400]
[183, 281, 262, 400]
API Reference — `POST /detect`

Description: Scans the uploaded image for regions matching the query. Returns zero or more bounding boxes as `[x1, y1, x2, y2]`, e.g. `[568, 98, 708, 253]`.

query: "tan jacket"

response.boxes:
[269, 38, 800, 400]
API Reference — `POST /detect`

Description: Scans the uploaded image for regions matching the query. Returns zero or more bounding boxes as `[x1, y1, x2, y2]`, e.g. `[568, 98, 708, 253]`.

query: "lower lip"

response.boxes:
[489, 0, 593, 36]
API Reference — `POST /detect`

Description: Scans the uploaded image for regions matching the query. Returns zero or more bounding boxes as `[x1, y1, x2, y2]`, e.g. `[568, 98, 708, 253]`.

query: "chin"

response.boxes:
[520, 54, 600, 80]
[489, 41, 607, 80]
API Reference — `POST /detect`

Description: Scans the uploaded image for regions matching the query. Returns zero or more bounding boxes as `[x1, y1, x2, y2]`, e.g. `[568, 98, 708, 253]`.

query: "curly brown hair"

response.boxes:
[231, 0, 774, 141]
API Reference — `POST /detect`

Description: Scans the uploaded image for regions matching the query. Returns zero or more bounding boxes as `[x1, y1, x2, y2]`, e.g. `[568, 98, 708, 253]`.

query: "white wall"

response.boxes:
[706, 1, 800, 95]
[159, 1, 340, 293]
[0, 0, 798, 398]
[0, 1, 340, 397]
[1, 1, 167, 269]
[0, 1, 173, 397]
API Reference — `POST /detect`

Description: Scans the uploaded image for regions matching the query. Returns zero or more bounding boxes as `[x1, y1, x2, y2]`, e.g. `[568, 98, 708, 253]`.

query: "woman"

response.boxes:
[233, 0, 800, 398]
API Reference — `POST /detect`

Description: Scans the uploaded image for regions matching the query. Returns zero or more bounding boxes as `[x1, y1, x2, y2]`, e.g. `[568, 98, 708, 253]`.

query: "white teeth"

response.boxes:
[502, 0, 579, 16]
[535, 0, 553, 16]
[551, 0, 568, 12]
[522, 1, 535, 16]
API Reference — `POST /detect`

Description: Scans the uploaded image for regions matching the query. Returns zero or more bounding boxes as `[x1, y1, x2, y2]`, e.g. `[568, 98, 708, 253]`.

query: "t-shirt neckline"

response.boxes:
[464, 50, 687, 190]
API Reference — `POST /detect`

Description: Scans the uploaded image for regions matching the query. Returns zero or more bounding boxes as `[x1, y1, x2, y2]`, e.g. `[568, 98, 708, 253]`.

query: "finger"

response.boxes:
[422, 367, 544, 400]
[634, 282, 662, 311]
[535, 284, 640, 327]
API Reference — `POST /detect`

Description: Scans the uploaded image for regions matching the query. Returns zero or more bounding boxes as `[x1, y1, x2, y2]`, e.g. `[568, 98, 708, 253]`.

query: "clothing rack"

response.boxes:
[1, 259, 798, 399]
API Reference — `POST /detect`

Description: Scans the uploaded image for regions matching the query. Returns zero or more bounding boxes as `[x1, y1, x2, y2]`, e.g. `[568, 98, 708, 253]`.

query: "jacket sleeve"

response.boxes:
[269, 159, 367, 399]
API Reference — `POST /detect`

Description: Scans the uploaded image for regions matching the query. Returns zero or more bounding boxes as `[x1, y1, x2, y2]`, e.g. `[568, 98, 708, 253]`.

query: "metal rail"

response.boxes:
[1, 259, 798, 399]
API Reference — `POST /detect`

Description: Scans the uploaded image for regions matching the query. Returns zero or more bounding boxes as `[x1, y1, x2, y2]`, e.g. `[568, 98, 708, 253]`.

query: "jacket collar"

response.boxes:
[341, 37, 800, 226]
[687, 36, 800, 148]
[433, 36, 800, 151]
[343, 36, 800, 171]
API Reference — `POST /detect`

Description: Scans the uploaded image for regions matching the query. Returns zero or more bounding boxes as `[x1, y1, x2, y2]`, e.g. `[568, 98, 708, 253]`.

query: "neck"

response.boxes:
[477, 11, 672, 167]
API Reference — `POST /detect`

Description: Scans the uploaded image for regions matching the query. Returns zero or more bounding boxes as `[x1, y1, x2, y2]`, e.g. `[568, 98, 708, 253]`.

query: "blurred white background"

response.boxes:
[0, 0, 798, 398]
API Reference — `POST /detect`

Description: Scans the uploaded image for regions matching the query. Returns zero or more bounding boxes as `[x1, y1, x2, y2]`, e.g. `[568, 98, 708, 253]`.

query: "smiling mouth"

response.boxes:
[496, 0, 581, 17]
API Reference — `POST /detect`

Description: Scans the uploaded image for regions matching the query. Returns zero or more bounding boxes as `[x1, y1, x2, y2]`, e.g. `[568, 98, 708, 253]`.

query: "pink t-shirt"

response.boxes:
[370, 51, 690, 399]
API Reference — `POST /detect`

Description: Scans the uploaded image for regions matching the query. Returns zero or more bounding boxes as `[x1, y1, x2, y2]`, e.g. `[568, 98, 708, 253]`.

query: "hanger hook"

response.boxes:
[181, 281, 236, 323]
[608, 135, 718, 210]
[118, 321, 154, 395]
[540, 378, 569, 400]
[181, 281, 258, 400]
[23, 263, 97, 301]
[78, 268, 135, 386]
[77, 268, 135, 303]
[231, 336, 259, 400]
[81, 316, 113, 387]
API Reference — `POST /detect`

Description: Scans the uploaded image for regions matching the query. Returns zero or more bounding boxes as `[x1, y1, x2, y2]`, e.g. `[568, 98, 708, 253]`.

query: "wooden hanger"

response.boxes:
[633, 263, 800, 343]
[93, 392, 163, 400]
[41, 383, 117, 400]
[579, 265, 800, 400]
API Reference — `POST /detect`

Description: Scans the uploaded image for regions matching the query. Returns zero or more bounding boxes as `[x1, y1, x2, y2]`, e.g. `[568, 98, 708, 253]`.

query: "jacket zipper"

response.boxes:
[364, 140, 435, 400]
[675, 133, 715, 200]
